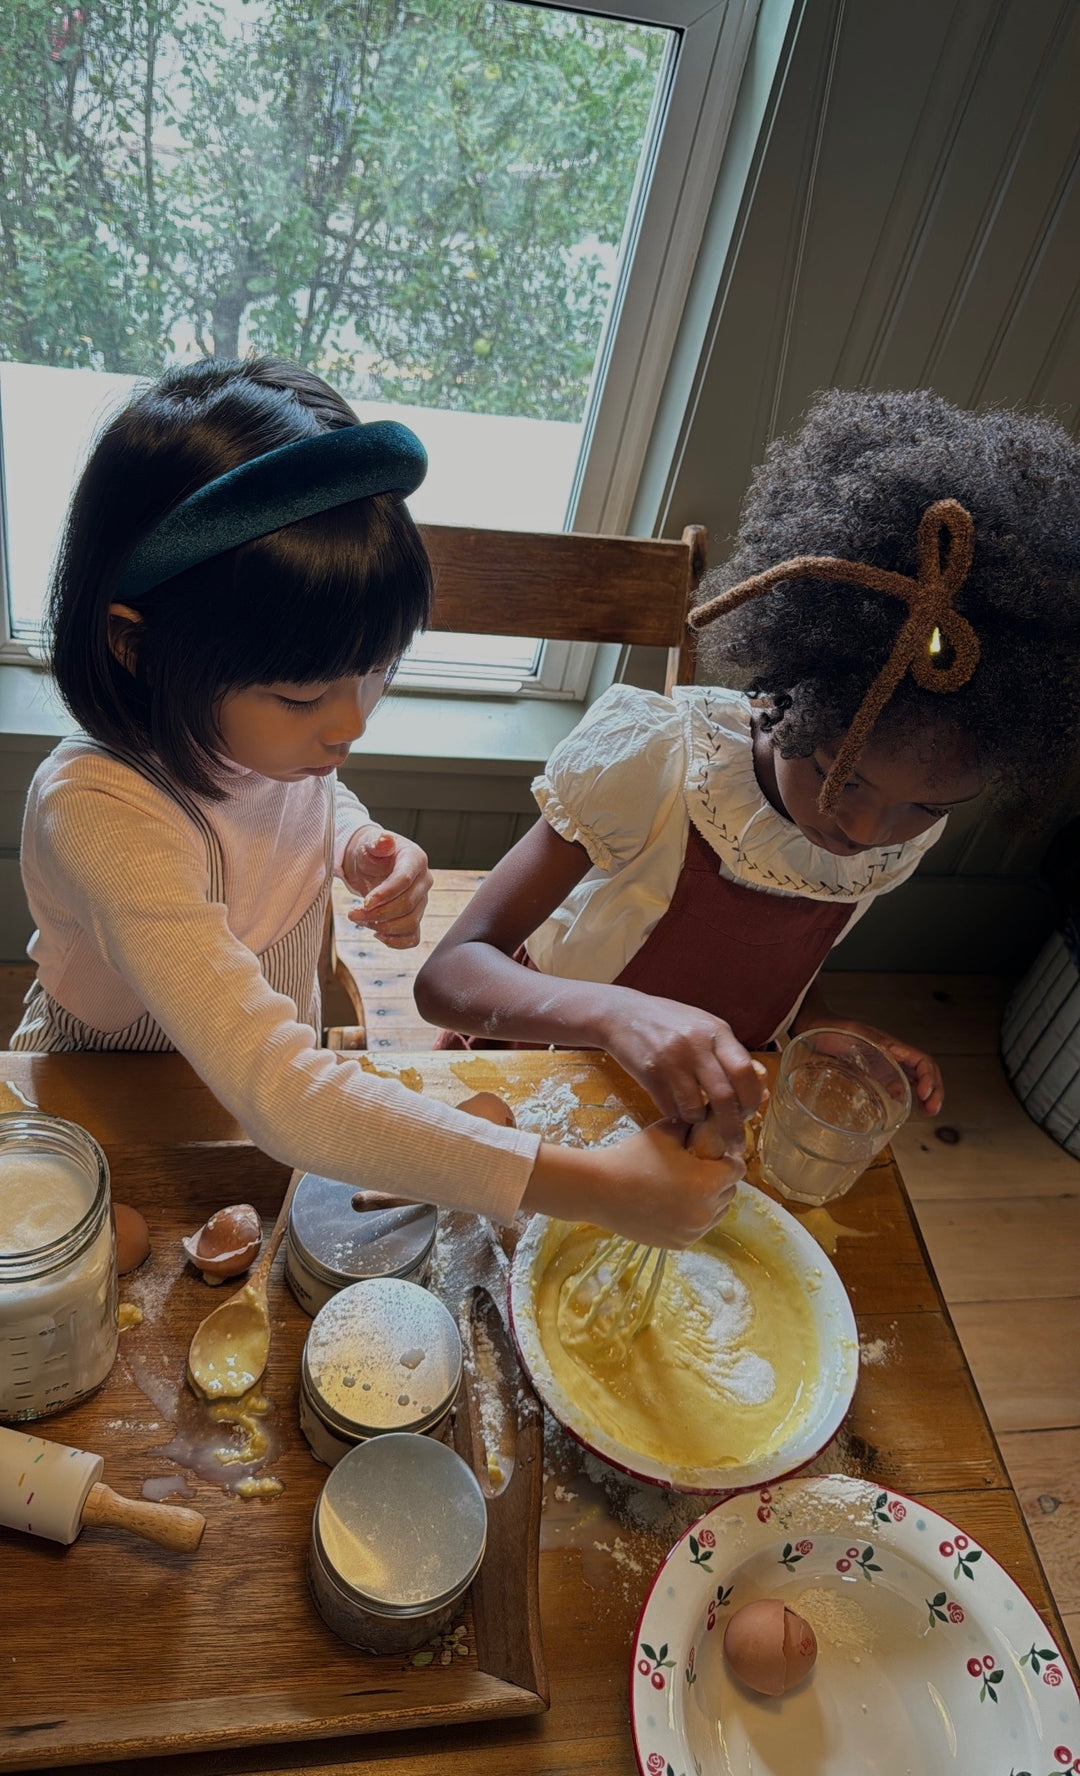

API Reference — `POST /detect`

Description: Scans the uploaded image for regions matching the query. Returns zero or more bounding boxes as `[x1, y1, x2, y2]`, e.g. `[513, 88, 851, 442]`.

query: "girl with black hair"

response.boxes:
[417, 388, 1080, 1133]
[13, 357, 742, 1243]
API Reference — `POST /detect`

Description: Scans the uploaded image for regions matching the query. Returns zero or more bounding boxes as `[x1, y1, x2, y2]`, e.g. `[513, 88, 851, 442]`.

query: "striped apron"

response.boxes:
[11, 750, 334, 1054]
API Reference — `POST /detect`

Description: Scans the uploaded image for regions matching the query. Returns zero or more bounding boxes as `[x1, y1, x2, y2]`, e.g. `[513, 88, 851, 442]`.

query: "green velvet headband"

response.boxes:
[114, 420, 428, 604]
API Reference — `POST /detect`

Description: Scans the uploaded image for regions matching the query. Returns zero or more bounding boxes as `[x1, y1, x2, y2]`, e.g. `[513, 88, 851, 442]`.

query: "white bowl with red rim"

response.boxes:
[630, 1473, 1080, 1776]
[508, 1182, 858, 1493]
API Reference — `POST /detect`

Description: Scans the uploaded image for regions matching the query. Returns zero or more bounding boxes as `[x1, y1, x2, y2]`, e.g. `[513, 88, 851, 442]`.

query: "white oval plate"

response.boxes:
[630, 1474, 1080, 1776]
[508, 1184, 858, 1492]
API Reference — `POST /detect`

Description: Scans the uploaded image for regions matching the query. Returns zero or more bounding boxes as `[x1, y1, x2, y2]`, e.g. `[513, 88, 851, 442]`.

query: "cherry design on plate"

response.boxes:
[836, 1544, 882, 1581]
[939, 1533, 983, 1582]
[638, 1641, 675, 1690]
[966, 1652, 1003, 1703]
[1010, 1750, 1080, 1776]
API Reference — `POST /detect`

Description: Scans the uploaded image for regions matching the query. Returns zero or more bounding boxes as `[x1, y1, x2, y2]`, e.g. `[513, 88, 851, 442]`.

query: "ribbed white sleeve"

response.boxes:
[332, 777, 373, 874]
[24, 764, 539, 1222]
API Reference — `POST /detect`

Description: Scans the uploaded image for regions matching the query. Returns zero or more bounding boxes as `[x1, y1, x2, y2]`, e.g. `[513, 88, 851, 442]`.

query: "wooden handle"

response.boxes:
[246, 1169, 304, 1293]
[82, 1483, 205, 1553]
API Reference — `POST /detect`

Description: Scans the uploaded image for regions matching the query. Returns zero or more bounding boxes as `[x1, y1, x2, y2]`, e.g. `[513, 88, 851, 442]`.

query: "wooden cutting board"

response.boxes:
[0, 1134, 546, 1772]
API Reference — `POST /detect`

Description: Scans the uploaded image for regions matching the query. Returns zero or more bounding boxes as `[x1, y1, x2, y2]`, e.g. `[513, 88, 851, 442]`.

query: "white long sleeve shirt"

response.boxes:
[17, 739, 538, 1221]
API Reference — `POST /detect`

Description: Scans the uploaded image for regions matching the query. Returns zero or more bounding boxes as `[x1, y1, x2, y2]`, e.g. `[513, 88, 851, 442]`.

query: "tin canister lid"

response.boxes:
[288, 1171, 437, 1288]
[303, 1278, 462, 1438]
[314, 1432, 487, 1611]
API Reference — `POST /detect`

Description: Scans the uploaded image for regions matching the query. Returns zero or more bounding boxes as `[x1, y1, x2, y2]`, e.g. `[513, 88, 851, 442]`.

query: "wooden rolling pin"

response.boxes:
[0, 1426, 205, 1552]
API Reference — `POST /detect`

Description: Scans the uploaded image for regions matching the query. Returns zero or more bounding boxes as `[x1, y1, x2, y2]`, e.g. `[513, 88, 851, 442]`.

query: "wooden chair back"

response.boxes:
[323, 520, 709, 1045]
[419, 521, 708, 691]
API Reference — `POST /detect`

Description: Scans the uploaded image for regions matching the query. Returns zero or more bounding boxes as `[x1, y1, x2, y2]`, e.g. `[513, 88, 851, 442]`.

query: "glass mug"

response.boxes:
[757, 1028, 911, 1206]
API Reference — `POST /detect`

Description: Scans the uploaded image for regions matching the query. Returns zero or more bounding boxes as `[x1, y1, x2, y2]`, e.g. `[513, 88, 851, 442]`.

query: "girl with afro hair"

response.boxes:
[416, 389, 1080, 1148]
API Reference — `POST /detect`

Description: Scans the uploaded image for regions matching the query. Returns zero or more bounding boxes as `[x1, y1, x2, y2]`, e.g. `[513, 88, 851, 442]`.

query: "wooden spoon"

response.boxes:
[187, 1171, 302, 1400]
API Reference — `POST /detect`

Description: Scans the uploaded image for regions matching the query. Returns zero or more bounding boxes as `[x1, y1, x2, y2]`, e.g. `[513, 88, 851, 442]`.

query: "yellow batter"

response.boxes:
[535, 1223, 818, 1471]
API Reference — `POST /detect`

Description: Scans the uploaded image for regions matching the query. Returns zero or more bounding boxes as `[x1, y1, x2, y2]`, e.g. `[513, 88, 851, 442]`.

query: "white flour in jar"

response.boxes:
[0, 1152, 91, 1252]
[0, 1137, 117, 1420]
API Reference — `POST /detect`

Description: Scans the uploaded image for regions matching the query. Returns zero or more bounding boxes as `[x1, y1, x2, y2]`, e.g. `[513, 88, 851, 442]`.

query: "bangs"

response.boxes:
[215, 492, 431, 686]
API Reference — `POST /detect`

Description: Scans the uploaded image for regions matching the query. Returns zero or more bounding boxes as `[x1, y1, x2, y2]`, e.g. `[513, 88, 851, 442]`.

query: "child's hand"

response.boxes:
[342, 825, 432, 949]
[596, 994, 764, 1152]
[524, 1118, 744, 1248]
[822, 1018, 944, 1117]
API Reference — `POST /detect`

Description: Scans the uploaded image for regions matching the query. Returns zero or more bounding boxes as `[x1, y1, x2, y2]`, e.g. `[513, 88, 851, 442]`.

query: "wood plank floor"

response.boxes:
[824, 970, 1080, 1664]
[3, 923, 1076, 1661]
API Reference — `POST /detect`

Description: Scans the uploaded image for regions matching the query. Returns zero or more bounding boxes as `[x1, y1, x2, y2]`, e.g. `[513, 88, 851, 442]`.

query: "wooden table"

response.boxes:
[0, 1048, 1074, 1775]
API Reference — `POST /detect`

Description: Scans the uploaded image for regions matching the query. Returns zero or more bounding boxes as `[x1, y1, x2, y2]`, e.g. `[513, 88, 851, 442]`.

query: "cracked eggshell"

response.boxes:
[182, 1203, 263, 1283]
[723, 1599, 817, 1697]
[458, 1091, 516, 1128]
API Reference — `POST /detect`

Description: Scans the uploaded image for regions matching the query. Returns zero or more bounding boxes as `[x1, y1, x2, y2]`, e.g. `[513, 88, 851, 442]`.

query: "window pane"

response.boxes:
[0, 0, 674, 648]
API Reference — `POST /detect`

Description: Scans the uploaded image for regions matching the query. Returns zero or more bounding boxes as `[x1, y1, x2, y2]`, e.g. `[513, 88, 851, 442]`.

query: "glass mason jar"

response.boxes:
[0, 1113, 117, 1421]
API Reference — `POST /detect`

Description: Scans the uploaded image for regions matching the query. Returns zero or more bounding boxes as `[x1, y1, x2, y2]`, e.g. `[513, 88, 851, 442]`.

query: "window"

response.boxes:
[0, 0, 758, 688]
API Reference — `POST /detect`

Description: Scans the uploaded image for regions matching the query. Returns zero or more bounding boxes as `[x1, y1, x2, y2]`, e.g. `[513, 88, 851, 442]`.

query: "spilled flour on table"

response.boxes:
[541, 1416, 726, 1608]
[511, 1078, 641, 1148]
[859, 1334, 894, 1367]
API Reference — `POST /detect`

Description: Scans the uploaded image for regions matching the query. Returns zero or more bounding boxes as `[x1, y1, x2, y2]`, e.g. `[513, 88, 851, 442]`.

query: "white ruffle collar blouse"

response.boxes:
[680, 687, 944, 901]
[527, 684, 944, 1001]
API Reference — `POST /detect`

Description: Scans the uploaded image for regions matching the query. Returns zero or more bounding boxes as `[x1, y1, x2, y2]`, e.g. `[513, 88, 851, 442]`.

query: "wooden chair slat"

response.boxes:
[421, 523, 705, 648]
[327, 523, 708, 1042]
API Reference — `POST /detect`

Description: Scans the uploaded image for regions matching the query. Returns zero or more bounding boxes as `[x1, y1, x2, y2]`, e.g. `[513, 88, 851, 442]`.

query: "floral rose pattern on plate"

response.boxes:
[646, 1756, 686, 1776]
[1019, 1642, 1064, 1682]
[872, 1491, 907, 1527]
[688, 1528, 715, 1568]
[779, 1538, 814, 1572]
[925, 1592, 965, 1628]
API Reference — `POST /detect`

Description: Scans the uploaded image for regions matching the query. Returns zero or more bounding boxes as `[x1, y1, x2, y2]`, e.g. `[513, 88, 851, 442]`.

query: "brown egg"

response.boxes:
[458, 1091, 517, 1128]
[112, 1202, 151, 1274]
[181, 1203, 262, 1283]
[723, 1599, 818, 1696]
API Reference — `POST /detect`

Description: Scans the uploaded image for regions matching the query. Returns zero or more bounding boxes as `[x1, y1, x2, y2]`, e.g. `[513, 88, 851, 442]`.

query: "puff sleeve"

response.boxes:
[532, 685, 687, 872]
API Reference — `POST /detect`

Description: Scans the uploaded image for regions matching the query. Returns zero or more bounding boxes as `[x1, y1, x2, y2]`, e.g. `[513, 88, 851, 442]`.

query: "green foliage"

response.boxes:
[0, 0, 666, 418]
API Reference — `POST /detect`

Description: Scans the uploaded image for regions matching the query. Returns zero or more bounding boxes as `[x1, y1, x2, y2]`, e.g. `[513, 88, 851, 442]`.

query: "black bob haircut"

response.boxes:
[695, 388, 1080, 822]
[49, 357, 432, 798]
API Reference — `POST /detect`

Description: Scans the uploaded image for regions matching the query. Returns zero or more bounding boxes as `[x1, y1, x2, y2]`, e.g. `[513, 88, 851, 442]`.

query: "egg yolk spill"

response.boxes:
[535, 1224, 817, 1471]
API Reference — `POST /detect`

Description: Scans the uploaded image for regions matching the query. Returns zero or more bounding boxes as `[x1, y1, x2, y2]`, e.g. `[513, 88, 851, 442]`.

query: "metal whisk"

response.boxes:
[563, 1239, 669, 1348]
[561, 1105, 743, 1348]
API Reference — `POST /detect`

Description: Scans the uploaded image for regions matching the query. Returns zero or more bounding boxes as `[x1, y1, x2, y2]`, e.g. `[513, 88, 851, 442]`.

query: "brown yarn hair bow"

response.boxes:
[688, 498, 981, 815]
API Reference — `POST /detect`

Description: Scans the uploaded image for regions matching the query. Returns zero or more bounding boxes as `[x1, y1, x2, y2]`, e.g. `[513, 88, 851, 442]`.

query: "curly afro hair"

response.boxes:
[694, 388, 1080, 820]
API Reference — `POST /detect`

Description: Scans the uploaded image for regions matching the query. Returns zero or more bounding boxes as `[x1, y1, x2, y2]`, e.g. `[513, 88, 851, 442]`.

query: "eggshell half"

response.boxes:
[458, 1091, 517, 1128]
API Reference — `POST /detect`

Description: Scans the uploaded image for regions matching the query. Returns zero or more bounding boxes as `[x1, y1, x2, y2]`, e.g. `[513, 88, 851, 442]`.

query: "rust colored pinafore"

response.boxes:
[435, 824, 853, 1053]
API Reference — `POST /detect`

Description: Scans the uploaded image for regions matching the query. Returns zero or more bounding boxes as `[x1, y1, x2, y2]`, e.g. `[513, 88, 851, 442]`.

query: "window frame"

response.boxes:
[0, 0, 760, 681]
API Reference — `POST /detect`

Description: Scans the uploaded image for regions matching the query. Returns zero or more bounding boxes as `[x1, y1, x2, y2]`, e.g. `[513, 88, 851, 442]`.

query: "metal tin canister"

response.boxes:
[285, 1172, 438, 1316]
[299, 1278, 463, 1466]
[308, 1432, 487, 1653]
